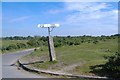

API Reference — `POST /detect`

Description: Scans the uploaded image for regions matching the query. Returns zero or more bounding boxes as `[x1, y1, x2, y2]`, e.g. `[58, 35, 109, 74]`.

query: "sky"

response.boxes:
[2, 2, 118, 37]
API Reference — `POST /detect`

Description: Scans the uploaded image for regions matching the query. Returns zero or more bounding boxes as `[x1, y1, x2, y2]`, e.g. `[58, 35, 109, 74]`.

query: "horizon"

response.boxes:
[2, 2, 118, 37]
[1, 33, 119, 38]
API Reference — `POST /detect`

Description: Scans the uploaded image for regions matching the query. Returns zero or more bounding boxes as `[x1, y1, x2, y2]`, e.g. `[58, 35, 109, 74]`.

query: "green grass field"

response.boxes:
[22, 38, 118, 76]
[2, 40, 28, 47]
[1, 40, 28, 53]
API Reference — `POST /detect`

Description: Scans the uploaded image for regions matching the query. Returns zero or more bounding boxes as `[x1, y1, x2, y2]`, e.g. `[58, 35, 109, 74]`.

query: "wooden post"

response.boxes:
[48, 27, 56, 61]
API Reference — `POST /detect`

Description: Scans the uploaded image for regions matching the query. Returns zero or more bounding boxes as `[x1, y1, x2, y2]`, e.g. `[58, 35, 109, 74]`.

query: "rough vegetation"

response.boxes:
[1, 34, 120, 79]
[20, 34, 119, 79]
[1, 34, 119, 53]
[90, 52, 120, 79]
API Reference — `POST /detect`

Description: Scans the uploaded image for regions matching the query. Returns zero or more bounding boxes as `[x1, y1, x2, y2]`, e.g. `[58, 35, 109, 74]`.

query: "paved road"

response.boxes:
[2, 49, 45, 78]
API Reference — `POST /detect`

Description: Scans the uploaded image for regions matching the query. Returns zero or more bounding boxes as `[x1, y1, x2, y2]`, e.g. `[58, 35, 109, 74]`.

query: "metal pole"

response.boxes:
[48, 27, 56, 61]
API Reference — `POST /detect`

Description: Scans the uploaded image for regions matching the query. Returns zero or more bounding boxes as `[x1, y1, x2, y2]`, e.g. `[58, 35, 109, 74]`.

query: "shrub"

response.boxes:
[90, 52, 120, 79]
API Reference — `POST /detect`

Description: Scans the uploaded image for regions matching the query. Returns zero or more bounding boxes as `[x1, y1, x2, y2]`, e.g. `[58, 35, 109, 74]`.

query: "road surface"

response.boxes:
[2, 49, 45, 78]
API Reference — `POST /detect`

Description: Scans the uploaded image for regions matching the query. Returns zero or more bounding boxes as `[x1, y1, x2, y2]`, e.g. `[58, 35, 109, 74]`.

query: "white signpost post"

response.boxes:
[37, 24, 60, 61]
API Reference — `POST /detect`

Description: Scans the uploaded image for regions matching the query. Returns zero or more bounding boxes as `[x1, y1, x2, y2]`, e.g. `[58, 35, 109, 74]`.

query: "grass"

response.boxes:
[22, 38, 118, 76]
[1, 40, 28, 53]
[1, 40, 28, 47]
[0, 39, 1, 54]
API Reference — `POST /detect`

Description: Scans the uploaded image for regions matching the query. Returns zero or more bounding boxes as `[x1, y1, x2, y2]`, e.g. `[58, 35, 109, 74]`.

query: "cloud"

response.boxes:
[65, 3, 117, 24]
[63, 0, 119, 2]
[65, 2, 112, 13]
[9, 16, 31, 23]
[57, 2, 118, 36]
[47, 9, 64, 14]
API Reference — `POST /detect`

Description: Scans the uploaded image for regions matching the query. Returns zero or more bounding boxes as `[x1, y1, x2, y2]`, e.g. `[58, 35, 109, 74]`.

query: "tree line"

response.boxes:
[1, 34, 119, 53]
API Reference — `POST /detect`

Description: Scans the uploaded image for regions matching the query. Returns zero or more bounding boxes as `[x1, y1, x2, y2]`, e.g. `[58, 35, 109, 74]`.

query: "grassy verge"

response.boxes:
[1, 40, 30, 54]
[22, 38, 118, 76]
[2, 40, 28, 47]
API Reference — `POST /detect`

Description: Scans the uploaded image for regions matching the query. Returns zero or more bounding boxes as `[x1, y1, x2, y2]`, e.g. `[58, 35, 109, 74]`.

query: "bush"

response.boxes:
[16, 43, 27, 48]
[90, 52, 120, 79]
[74, 42, 81, 45]
[6, 44, 18, 50]
[54, 42, 62, 47]
[93, 40, 99, 44]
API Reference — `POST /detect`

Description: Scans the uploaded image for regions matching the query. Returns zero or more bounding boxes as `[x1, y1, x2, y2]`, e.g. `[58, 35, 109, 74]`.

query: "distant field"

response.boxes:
[2, 40, 28, 47]
[22, 38, 118, 76]
[0, 39, 1, 53]
[1, 40, 28, 53]
[0, 39, 2, 46]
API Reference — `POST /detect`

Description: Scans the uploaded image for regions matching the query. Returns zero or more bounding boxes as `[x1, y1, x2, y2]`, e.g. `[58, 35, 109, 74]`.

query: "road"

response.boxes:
[2, 49, 45, 78]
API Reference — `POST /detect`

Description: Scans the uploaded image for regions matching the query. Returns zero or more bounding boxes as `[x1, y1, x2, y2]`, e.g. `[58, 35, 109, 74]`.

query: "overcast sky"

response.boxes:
[2, 2, 118, 37]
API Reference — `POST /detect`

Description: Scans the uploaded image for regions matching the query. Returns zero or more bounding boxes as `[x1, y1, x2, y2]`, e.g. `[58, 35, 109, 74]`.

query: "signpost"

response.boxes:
[37, 24, 60, 61]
